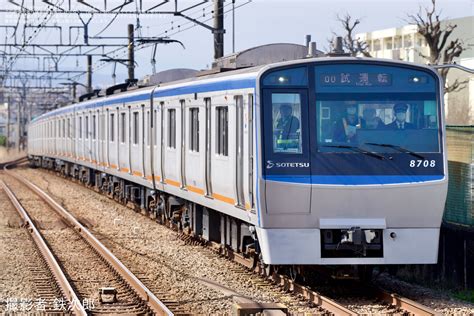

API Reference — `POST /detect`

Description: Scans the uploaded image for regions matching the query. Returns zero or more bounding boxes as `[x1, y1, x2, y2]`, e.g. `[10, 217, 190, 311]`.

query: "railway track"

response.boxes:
[5, 160, 442, 315]
[0, 187, 70, 314]
[180, 231, 442, 316]
[1, 167, 174, 315]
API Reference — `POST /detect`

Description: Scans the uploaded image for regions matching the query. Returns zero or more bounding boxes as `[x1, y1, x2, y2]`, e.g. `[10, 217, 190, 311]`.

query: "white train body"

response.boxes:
[28, 58, 448, 265]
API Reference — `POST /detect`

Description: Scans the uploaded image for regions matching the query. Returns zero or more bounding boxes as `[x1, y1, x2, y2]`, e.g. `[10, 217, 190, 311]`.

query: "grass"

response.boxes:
[454, 290, 474, 303]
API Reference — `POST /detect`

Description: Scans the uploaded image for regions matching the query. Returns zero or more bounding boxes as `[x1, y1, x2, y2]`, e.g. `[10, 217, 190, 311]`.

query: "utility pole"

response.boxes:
[128, 24, 135, 82]
[87, 55, 92, 93]
[232, 0, 235, 53]
[213, 0, 224, 60]
[6, 96, 10, 151]
[72, 82, 77, 100]
[17, 94, 21, 152]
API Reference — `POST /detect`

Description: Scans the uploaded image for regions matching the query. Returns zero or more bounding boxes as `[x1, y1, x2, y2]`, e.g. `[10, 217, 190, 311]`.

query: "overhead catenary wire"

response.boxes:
[70, 0, 251, 81]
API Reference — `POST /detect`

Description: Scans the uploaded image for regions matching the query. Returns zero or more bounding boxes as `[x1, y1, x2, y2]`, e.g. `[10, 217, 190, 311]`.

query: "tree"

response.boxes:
[408, 0, 467, 93]
[335, 13, 371, 57]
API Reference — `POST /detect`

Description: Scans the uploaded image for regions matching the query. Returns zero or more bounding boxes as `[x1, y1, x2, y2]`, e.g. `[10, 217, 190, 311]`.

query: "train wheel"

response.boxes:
[263, 264, 273, 277]
[288, 265, 299, 281]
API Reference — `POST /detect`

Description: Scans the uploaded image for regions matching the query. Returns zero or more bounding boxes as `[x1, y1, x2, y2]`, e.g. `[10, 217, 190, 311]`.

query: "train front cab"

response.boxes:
[256, 58, 448, 265]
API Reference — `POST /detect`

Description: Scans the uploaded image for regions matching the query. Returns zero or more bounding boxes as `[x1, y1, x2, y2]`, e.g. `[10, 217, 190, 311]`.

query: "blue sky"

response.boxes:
[2, 0, 472, 88]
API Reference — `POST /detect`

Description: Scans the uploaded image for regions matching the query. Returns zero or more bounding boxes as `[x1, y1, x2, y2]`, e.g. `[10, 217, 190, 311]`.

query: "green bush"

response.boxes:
[0, 135, 6, 146]
[454, 290, 474, 303]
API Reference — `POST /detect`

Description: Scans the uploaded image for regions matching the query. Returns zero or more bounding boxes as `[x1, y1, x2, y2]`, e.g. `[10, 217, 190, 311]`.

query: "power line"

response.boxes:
[76, 0, 250, 79]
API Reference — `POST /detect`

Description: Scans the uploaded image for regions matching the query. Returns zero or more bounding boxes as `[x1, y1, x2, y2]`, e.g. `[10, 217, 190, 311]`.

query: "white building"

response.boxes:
[357, 16, 474, 125]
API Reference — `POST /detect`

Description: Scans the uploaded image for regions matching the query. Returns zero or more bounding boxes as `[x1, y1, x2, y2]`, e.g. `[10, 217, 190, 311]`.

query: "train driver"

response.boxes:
[275, 103, 300, 150]
[385, 103, 415, 130]
[361, 107, 384, 129]
[333, 101, 362, 143]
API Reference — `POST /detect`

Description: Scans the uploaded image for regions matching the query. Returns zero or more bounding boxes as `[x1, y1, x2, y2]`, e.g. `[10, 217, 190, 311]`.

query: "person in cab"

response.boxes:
[385, 103, 415, 130]
[361, 107, 384, 129]
[333, 102, 362, 143]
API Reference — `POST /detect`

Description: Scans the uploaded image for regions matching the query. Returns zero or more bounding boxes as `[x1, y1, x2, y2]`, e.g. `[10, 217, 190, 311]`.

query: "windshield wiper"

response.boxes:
[365, 143, 425, 160]
[323, 144, 388, 160]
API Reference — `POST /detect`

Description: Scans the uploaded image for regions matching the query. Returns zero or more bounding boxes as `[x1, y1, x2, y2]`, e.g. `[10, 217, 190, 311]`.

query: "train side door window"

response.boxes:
[146, 111, 150, 146]
[92, 115, 96, 139]
[120, 112, 126, 143]
[271, 93, 303, 154]
[110, 113, 115, 142]
[168, 109, 176, 149]
[85, 116, 89, 139]
[189, 108, 199, 152]
[67, 118, 71, 138]
[100, 114, 105, 141]
[133, 111, 139, 145]
[216, 106, 228, 156]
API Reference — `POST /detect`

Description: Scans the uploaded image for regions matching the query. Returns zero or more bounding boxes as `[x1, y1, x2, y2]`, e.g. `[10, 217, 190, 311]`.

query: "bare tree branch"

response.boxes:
[335, 13, 371, 57]
[407, 0, 467, 93]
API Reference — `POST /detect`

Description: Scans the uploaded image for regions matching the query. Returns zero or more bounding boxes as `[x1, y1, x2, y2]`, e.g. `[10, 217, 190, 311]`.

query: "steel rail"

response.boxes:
[4, 169, 174, 316]
[213, 242, 357, 316]
[0, 180, 87, 316]
[376, 288, 441, 316]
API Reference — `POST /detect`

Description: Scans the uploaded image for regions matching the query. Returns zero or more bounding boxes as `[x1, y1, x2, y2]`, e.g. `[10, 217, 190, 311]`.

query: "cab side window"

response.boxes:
[271, 93, 302, 154]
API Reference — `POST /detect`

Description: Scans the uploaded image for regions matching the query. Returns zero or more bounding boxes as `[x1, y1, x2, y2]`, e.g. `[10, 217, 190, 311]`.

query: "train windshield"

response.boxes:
[315, 64, 440, 154]
[261, 62, 444, 180]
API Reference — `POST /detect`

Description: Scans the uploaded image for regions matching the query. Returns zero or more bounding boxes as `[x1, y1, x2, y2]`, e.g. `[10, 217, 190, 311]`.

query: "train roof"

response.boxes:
[32, 57, 440, 123]
[32, 64, 264, 122]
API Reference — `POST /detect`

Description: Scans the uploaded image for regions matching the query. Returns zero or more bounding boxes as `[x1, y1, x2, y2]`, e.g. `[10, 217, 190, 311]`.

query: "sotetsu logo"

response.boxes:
[266, 160, 309, 169]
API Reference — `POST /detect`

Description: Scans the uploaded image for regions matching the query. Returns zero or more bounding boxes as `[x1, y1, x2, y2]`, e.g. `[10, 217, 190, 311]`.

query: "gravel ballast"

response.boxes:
[14, 167, 474, 315]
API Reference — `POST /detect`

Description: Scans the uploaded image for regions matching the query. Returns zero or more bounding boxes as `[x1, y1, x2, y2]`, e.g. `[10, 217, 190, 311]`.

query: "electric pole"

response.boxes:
[128, 24, 135, 82]
[213, 0, 224, 59]
[87, 55, 93, 93]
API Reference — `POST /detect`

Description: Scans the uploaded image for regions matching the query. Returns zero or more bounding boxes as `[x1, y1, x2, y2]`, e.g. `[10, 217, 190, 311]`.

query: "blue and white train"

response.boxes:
[28, 57, 448, 266]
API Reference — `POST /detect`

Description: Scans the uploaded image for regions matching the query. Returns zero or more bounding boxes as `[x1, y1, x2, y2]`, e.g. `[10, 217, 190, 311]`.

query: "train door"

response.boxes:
[235, 95, 245, 208]
[130, 105, 142, 176]
[210, 97, 235, 205]
[144, 106, 152, 180]
[105, 108, 110, 167]
[77, 113, 83, 161]
[180, 100, 186, 188]
[185, 100, 205, 195]
[159, 101, 165, 183]
[99, 109, 106, 169]
[204, 98, 212, 196]
[93, 111, 99, 165]
[163, 101, 180, 187]
[262, 89, 311, 214]
[85, 113, 91, 162]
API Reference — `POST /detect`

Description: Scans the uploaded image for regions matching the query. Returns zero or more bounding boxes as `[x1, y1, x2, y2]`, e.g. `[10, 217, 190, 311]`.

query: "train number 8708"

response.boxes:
[409, 160, 436, 168]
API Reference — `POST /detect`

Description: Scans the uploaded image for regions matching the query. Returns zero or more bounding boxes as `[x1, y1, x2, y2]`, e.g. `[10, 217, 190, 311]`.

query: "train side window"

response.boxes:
[120, 112, 126, 143]
[216, 106, 228, 156]
[168, 109, 176, 149]
[110, 113, 115, 142]
[132, 111, 139, 145]
[92, 115, 97, 139]
[189, 108, 199, 152]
